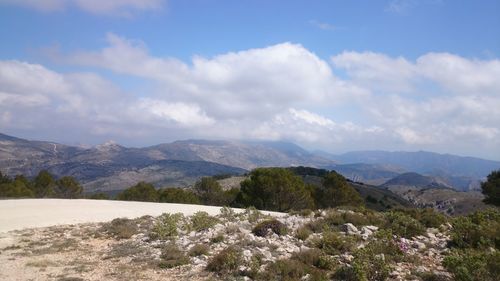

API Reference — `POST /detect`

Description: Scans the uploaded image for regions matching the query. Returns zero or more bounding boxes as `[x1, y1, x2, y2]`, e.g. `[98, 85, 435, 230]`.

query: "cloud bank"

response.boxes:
[1, 33, 499, 158]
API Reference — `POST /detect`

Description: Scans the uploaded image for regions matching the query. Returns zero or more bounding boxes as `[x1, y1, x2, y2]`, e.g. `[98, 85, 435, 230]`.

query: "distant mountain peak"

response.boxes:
[95, 140, 123, 151]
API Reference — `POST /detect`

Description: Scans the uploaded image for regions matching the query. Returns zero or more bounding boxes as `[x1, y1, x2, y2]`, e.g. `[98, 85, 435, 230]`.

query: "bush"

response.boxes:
[219, 206, 238, 222]
[443, 249, 500, 281]
[292, 249, 336, 270]
[333, 247, 390, 281]
[252, 219, 288, 237]
[385, 211, 425, 238]
[159, 243, 189, 268]
[150, 213, 183, 240]
[315, 231, 356, 255]
[394, 208, 448, 228]
[315, 172, 364, 208]
[206, 246, 242, 274]
[101, 218, 138, 239]
[188, 244, 210, 256]
[481, 170, 500, 206]
[244, 206, 263, 223]
[295, 226, 313, 241]
[236, 168, 315, 212]
[158, 187, 200, 204]
[258, 258, 329, 281]
[116, 182, 158, 202]
[449, 209, 500, 250]
[190, 211, 219, 232]
[417, 208, 448, 228]
[88, 192, 109, 200]
[194, 177, 235, 206]
[210, 233, 224, 243]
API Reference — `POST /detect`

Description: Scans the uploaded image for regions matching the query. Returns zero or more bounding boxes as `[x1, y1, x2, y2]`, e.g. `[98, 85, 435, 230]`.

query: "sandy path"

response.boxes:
[0, 199, 282, 233]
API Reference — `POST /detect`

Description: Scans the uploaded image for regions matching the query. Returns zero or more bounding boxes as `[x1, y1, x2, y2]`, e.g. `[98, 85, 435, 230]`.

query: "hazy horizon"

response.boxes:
[1, 1, 499, 160]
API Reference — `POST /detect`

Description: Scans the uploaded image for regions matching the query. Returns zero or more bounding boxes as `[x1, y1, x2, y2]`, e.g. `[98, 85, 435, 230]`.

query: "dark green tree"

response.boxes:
[194, 177, 229, 206]
[117, 182, 159, 202]
[236, 168, 314, 212]
[0, 177, 34, 198]
[0, 171, 11, 184]
[55, 176, 82, 199]
[158, 187, 201, 204]
[481, 170, 500, 206]
[33, 170, 56, 197]
[316, 171, 364, 208]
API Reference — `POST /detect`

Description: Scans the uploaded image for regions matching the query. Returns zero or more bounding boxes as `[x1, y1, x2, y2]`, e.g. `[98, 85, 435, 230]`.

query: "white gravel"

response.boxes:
[0, 199, 283, 233]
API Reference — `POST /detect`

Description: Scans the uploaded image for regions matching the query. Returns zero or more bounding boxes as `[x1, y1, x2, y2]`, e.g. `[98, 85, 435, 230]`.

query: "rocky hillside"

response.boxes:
[0, 133, 334, 191]
[387, 187, 488, 216]
[382, 172, 452, 190]
[326, 150, 500, 191]
[3, 206, 489, 281]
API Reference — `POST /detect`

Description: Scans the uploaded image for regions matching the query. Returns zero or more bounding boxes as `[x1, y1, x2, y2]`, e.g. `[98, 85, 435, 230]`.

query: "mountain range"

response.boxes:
[1, 132, 499, 193]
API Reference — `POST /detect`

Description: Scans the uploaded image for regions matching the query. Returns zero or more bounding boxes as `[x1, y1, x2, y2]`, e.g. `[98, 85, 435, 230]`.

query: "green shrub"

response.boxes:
[117, 182, 159, 202]
[418, 208, 448, 228]
[292, 249, 336, 270]
[158, 243, 189, 268]
[101, 218, 138, 239]
[190, 211, 219, 232]
[236, 168, 315, 211]
[295, 225, 313, 241]
[210, 233, 224, 243]
[188, 244, 210, 256]
[245, 206, 263, 223]
[252, 219, 288, 237]
[449, 209, 500, 249]
[290, 209, 314, 217]
[443, 249, 500, 281]
[315, 172, 364, 208]
[150, 213, 183, 240]
[315, 231, 356, 255]
[394, 208, 448, 228]
[362, 235, 404, 263]
[385, 211, 425, 238]
[88, 192, 109, 200]
[219, 206, 238, 222]
[158, 187, 200, 204]
[333, 247, 390, 281]
[206, 246, 242, 274]
[258, 258, 328, 281]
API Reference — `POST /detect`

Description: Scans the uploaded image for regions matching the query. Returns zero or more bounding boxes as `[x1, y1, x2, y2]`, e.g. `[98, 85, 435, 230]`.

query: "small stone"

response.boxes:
[340, 223, 359, 234]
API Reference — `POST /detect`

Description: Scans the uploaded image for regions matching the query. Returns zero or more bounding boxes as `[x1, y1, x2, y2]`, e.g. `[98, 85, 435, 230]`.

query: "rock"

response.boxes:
[365, 225, 379, 232]
[340, 223, 359, 235]
[415, 266, 428, 273]
[243, 249, 252, 258]
[412, 241, 426, 250]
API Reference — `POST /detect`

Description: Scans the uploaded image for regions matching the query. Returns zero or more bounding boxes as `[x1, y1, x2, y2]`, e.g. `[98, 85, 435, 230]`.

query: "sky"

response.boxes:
[0, 0, 499, 160]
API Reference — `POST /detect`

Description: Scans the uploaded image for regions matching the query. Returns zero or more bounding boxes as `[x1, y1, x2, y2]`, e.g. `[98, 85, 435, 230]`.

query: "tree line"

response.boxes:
[2, 167, 499, 212]
[0, 170, 82, 199]
[115, 167, 365, 212]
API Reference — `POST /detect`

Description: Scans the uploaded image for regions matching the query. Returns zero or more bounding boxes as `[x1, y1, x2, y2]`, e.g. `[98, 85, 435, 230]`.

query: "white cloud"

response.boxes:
[0, 0, 165, 16]
[134, 99, 215, 127]
[1, 35, 500, 158]
[332, 51, 417, 93]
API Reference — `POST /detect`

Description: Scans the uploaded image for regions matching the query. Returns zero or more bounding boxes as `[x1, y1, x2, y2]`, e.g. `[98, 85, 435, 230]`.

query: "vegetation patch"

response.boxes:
[101, 218, 139, 239]
[158, 243, 189, 269]
[206, 246, 242, 275]
[150, 213, 183, 240]
[188, 244, 210, 256]
[252, 219, 288, 237]
[189, 211, 219, 232]
[315, 231, 356, 255]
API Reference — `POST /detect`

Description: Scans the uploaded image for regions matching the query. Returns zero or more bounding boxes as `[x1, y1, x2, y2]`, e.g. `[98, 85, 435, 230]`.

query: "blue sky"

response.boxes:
[0, 0, 499, 160]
